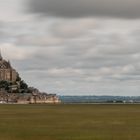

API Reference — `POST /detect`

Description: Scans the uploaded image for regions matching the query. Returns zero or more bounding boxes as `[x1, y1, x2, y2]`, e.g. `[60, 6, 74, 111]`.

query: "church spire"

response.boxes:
[8, 60, 11, 68]
[0, 49, 3, 60]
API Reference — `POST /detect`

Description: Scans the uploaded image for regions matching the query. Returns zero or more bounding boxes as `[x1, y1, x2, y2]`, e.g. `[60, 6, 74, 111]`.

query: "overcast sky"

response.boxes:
[1, 0, 140, 95]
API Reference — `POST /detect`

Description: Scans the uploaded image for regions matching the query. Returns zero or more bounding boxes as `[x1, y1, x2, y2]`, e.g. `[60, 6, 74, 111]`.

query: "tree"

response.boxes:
[0, 80, 10, 91]
[16, 75, 21, 82]
[20, 80, 28, 93]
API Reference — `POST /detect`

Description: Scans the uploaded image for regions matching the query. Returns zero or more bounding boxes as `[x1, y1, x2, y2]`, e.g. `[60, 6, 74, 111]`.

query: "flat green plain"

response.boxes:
[0, 104, 140, 140]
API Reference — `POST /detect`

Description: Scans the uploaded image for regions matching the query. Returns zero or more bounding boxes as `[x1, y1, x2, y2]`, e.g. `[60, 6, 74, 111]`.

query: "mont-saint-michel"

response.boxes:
[0, 51, 60, 104]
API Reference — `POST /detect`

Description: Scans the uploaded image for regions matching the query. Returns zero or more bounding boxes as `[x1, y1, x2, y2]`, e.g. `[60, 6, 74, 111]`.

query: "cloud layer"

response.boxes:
[29, 0, 140, 18]
[1, 17, 140, 95]
[0, 0, 140, 95]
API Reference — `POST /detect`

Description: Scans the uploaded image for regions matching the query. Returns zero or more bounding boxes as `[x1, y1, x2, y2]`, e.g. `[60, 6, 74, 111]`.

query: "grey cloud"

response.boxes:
[29, 0, 140, 18]
[49, 19, 96, 38]
[15, 34, 64, 46]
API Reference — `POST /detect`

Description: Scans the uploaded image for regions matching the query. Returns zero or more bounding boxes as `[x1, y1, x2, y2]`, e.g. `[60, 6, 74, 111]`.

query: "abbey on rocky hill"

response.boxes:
[0, 51, 28, 93]
[0, 51, 61, 104]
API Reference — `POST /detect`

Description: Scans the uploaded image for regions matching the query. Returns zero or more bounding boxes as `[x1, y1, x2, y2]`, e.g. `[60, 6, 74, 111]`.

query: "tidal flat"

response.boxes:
[0, 104, 140, 140]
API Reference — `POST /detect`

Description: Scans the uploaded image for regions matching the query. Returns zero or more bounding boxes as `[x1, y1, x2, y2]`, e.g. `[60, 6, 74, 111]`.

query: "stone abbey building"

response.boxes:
[0, 51, 61, 104]
[0, 52, 18, 82]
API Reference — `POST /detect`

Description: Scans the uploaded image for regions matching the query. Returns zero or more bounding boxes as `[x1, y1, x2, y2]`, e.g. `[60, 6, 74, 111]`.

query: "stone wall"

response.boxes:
[0, 92, 61, 104]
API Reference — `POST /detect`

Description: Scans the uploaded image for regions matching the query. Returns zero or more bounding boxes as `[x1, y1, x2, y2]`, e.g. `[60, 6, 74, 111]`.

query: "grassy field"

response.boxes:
[0, 104, 140, 140]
